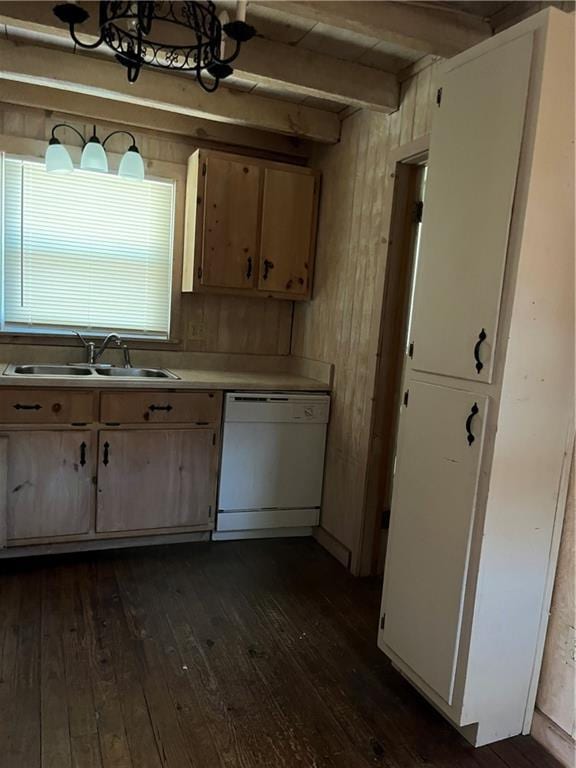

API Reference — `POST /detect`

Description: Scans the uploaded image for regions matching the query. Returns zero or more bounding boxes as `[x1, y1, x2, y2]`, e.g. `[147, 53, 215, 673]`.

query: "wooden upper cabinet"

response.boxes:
[182, 149, 319, 301]
[201, 155, 261, 290]
[259, 169, 316, 298]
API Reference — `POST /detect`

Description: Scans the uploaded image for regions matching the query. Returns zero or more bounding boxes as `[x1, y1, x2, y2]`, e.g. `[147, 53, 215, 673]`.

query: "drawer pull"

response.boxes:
[103, 441, 110, 466]
[466, 402, 479, 446]
[149, 404, 173, 412]
[79, 441, 87, 467]
[13, 403, 42, 411]
[246, 256, 253, 280]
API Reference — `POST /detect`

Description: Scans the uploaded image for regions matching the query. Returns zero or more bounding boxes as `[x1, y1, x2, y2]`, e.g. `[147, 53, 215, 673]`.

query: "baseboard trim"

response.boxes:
[531, 708, 575, 768]
[313, 526, 351, 569]
[0, 531, 211, 558]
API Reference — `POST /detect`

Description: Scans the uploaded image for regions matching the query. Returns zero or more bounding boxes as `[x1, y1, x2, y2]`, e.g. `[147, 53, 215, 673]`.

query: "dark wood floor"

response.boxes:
[0, 538, 560, 768]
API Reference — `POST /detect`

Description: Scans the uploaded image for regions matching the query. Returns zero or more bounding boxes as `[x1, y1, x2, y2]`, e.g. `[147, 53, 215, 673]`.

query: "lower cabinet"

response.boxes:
[96, 428, 216, 533]
[6, 430, 93, 540]
[381, 381, 488, 705]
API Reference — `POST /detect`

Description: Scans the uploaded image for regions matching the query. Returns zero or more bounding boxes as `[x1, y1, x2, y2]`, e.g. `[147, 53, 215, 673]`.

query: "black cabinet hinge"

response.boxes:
[197, 266, 203, 279]
[408, 341, 414, 359]
[413, 200, 423, 223]
[380, 616, 385, 630]
[381, 508, 391, 530]
[403, 390, 409, 407]
[201, 162, 207, 177]
[436, 87, 443, 106]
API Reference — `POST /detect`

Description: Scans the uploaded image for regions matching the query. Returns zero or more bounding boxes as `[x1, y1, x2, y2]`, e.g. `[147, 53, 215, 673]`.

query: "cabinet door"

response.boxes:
[258, 169, 316, 298]
[97, 429, 215, 533]
[201, 155, 261, 290]
[6, 430, 92, 540]
[409, 34, 532, 382]
[382, 381, 488, 704]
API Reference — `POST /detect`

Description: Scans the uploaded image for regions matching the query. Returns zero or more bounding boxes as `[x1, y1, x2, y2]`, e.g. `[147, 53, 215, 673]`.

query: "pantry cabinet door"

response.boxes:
[258, 169, 317, 298]
[201, 155, 261, 290]
[96, 429, 215, 533]
[409, 34, 532, 383]
[6, 430, 92, 540]
[382, 381, 488, 705]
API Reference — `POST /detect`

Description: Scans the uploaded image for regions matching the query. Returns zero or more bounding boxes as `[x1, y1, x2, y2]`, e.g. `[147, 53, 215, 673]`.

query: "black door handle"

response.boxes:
[79, 441, 87, 467]
[149, 404, 173, 412]
[13, 403, 42, 410]
[246, 256, 252, 279]
[263, 259, 274, 281]
[103, 441, 110, 466]
[474, 328, 487, 374]
[466, 403, 479, 446]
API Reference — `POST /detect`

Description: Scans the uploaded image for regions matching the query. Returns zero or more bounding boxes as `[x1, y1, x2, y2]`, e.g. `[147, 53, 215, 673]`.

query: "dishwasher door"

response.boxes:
[218, 393, 330, 513]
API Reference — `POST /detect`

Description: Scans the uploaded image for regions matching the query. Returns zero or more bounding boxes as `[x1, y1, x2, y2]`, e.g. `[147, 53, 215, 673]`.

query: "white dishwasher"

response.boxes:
[214, 392, 330, 540]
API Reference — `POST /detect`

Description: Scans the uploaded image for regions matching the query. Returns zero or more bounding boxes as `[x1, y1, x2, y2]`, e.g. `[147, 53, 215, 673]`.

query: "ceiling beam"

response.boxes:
[252, 1, 492, 57]
[235, 37, 399, 113]
[0, 80, 312, 160]
[0, 39, 340, 143]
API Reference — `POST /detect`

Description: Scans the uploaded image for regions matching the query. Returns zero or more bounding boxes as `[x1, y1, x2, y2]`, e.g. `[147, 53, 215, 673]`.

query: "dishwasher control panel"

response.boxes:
[224, 393, 330, 424]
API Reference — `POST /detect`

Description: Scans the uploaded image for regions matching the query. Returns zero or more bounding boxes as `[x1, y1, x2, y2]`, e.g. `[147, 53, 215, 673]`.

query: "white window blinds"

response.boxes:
[1, 156, 175, 338]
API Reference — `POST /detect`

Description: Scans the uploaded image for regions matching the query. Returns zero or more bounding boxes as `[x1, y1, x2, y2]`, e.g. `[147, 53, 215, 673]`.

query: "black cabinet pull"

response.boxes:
[79, 441, 87, 467]
[466, 403, 479, 446]
[246, 256, 252, 279]
[13, 403, 42, 410]
[103, 441, 110, 466]
[474, 328, 487, 374]
[263, 259, 274, 281]
[149, 404, 173, 412]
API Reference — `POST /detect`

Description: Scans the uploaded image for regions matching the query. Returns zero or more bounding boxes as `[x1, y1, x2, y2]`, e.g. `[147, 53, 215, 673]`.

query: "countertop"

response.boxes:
[0, 364, 330, 392]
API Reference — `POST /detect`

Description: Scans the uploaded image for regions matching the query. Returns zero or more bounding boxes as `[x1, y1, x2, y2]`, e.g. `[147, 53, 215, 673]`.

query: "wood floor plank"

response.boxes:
[0, 539, 559, 768]
[41, 565, 73, 768]
[80, 560, 133, 768]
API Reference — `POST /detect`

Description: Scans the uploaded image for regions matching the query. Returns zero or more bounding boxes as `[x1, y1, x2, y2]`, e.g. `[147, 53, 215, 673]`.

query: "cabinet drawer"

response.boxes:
[100, 391, 222, 425]
[0, 389, 94, 424]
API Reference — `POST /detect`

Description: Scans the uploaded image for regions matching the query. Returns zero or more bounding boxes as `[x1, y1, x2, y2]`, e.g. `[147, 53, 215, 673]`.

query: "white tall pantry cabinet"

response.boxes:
[378, 9, 574, 747]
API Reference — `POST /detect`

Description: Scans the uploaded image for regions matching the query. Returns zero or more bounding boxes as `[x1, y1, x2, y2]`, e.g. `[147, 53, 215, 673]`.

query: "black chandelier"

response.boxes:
[52, 1, 256, 91]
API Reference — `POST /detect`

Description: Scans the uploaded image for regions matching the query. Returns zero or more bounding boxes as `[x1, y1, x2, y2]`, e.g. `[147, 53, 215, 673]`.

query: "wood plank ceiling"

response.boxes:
[0, 1, 571, 141]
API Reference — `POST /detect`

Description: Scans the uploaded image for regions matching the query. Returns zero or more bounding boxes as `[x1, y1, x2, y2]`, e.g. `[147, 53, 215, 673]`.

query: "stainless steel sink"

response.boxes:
[3, 363, 179, 380]
[94, 366, 178, 379]
[7, 364, 93, 376]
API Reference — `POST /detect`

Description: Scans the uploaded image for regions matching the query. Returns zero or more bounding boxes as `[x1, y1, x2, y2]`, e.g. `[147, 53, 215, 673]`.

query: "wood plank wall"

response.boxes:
[291, 61, 441, 572]
[0, 102, 294, 356]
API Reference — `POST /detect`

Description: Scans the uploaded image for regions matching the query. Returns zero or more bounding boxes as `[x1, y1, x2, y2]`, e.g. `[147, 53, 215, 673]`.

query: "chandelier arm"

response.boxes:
[213, 38, 241, 66]
[51, 123, 87, 146]
[68, 24, 105, 50]
[101, 130, 138, 149]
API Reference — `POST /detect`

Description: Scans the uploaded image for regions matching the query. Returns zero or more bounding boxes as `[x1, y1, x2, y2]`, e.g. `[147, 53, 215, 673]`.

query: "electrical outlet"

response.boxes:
[187, 323, 206, 342]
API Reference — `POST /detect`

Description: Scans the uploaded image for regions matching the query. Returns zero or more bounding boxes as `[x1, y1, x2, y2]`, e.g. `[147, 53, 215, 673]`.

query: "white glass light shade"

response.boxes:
[45, 141, 74, 173]
[118, 147, 145, 180]
[81, 139, 108, 172]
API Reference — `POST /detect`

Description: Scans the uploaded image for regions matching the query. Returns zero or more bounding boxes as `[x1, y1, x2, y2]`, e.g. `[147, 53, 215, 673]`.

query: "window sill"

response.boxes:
[0, 329, 183, 351]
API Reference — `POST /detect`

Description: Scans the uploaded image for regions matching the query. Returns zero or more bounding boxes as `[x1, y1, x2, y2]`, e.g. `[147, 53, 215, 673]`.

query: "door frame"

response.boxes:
[357, 135, 429, 577]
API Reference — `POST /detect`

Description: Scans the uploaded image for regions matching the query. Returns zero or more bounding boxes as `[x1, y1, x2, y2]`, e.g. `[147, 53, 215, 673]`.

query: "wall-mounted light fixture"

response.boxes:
[45, 124, 145, 180]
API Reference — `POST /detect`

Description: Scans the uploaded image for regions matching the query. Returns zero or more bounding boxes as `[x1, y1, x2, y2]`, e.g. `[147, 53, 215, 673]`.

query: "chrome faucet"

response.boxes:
[74, 331, 96, 364]
[74, 331, 132, 368]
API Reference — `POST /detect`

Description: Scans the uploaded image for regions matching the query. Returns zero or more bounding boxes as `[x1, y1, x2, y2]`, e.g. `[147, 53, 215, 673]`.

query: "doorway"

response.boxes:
[361, 142, 428, 577]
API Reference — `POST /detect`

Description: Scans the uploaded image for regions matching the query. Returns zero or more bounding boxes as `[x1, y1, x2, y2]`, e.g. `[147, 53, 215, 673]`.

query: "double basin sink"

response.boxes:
[3, 363, 179, 380]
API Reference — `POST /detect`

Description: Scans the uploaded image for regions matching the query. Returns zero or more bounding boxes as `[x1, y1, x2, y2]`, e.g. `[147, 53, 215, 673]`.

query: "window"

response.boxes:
[0, 155, 176, 339]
